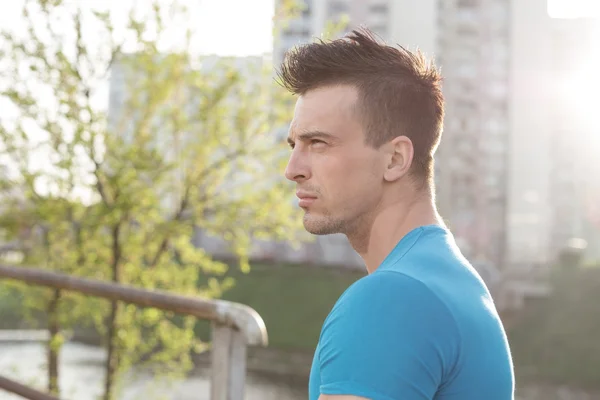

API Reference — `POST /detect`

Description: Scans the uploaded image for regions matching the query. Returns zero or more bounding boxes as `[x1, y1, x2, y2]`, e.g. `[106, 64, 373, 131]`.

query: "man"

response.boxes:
[279, 29, 514, 400]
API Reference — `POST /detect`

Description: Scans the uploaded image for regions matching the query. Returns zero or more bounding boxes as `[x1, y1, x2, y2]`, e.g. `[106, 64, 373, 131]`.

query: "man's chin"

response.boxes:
[303, 214, 341, 235]
[304, 226, 331, 235]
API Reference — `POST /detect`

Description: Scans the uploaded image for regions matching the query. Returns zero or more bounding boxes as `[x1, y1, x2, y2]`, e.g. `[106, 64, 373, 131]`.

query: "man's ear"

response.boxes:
[383, 136, 414, 182]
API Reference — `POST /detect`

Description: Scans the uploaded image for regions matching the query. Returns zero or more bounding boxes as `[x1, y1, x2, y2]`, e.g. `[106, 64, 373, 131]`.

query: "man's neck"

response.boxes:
[347, 195, 443, 274]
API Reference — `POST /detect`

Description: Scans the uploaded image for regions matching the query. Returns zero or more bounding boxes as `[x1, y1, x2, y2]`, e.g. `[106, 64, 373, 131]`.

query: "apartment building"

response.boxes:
[274, 0, 509, 268]
[107, 1, 600, 271]
[274, 0, 438, 63]
[435, 0, 510, 268]
[274, 0, 600, 269]
[507, 0, 600, 266]
[273, 0, 443, 269]
[547, 18, 600, 261]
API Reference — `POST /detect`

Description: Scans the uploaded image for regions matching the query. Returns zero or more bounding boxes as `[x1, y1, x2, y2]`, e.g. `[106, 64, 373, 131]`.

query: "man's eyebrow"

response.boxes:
[287, 130, 336, 145]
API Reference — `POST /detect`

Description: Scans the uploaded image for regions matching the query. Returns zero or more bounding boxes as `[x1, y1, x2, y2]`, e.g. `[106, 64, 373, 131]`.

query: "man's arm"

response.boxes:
[315, 272, 460, 400]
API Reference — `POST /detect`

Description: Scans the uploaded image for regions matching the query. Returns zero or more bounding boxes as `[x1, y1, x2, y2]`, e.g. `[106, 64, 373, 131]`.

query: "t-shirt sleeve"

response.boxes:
[317, 271, 460, 400]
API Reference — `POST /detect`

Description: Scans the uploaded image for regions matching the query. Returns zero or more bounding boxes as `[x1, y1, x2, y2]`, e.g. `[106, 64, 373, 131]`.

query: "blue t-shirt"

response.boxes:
[309, 225, 514, 400]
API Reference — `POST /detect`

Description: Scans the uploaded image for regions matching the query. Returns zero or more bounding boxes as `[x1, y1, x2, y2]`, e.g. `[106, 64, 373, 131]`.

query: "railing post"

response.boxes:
[210, 322, 247, 400]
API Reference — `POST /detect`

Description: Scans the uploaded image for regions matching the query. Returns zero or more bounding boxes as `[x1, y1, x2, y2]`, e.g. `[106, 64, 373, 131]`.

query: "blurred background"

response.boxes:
[0, 0, 599, 399]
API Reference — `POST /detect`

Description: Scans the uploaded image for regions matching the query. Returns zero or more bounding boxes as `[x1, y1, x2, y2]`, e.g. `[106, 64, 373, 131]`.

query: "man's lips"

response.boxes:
[296, 191, 317, 208]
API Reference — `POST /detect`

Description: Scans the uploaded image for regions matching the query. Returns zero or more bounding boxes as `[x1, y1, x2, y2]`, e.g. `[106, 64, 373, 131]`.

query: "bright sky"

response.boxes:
[548, 0, 600, 18]
[0, 1, 598, 56]
[0, 0, 276, 56]
[181, 0, 276, 55]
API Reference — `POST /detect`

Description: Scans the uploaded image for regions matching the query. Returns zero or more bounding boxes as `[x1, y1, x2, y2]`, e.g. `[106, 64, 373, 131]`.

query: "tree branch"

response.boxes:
[146, 142, 254, 268]
[148, 184, 191, 268]
[92, 160, 110, 206]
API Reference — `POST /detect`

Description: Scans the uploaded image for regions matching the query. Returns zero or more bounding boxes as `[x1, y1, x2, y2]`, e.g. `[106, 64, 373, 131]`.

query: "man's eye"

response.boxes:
[311, 139, 326, 146]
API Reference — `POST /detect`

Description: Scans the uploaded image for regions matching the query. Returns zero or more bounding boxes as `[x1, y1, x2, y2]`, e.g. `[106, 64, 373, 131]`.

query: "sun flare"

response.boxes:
[548, 0, 600, 19]
[558, 25, 600, 148]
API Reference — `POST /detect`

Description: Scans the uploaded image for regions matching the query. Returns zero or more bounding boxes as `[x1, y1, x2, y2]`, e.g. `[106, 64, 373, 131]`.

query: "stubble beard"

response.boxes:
[303, 206, 371, 253]
[302, 211, 346, 236]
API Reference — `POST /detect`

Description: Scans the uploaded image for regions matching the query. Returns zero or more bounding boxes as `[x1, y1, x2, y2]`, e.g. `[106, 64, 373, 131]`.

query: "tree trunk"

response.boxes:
[47, 289, 61, 396]
[103, 300, 121, 400]
[103, 223, 122, 400]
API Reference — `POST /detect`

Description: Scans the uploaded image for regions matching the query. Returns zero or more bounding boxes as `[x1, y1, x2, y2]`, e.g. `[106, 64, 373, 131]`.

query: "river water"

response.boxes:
[0, 341, 307, 400]
[1, 342, 597, 400]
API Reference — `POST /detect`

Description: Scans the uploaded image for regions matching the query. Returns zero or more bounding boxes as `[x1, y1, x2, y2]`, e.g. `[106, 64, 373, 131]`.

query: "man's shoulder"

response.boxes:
[346, 270, 433, 296]
[330, 270, 456, 323]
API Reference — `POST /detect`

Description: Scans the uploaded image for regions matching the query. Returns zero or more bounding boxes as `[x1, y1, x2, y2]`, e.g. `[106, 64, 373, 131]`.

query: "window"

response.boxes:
[370, 25, 388, 38]
[456, 25, 479, 36]
[328, 1, 347, 15]
[457, 0, 478, 8]
[302, 0, 312, 16]
[370, 4, 388, 14]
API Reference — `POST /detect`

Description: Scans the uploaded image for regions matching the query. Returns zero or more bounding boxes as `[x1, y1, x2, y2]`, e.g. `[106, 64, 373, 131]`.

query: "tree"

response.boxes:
[0, 0, 306, 398]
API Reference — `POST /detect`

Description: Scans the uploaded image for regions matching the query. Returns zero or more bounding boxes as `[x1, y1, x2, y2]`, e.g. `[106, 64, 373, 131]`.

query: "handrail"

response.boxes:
[0, 264, 269, 400]
[0, 264, 268, 346]
[0, 377, 58, 400]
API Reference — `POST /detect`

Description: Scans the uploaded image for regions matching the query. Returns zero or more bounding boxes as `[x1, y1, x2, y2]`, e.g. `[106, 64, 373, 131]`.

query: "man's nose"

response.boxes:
[284, 149, 311, 182]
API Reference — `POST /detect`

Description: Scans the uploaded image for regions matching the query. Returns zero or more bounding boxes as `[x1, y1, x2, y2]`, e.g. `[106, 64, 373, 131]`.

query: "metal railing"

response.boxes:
[0, 264, 268, 400]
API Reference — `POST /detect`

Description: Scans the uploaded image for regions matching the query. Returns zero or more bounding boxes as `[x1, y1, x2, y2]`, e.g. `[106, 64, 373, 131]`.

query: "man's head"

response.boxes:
[279, 28, 444, 236]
